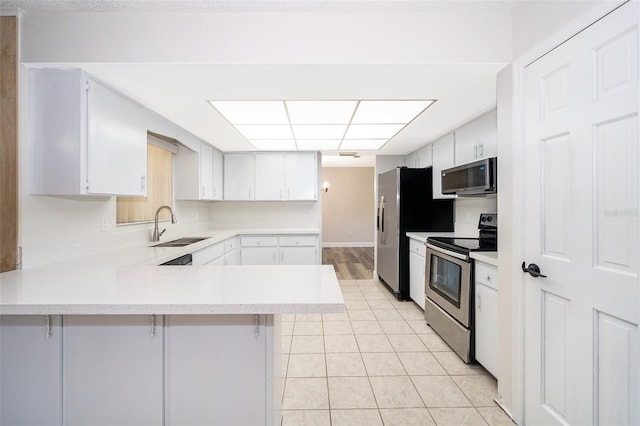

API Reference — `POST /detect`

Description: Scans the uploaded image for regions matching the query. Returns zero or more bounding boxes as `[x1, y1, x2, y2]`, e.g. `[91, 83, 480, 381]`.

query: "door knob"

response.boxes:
[521, 262, 547, 278]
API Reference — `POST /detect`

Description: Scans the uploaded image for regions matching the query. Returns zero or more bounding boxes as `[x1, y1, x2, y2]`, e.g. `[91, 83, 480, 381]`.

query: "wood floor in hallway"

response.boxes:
[322, 247, 374, 280]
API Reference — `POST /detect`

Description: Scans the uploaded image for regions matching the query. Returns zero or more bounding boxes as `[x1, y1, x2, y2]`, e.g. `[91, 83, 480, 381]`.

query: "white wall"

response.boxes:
[20, 11, 512, 64]
[511, 1, 602, 58]
[321, 167, 375, 247]
[208, 201, 321, 230]
[454, 196, 497, 235]
[496, 63, 516, 417]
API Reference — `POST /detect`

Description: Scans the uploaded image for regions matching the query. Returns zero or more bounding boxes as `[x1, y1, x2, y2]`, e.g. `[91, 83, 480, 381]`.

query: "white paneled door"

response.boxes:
[523, 3, 639, 425]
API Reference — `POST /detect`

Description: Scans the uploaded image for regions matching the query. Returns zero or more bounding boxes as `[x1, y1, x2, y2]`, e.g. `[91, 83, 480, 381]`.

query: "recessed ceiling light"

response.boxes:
[344, 124, 404, 139]
[235, 124, 293, 140]
[341, 139, 388, 150]
[352, 100, 434, 124]
[249, 140, 297, 150]
[209, 100, 288, 124]
[292, 125, 347, 140]
[297, 140, 341, 150]
[286, 101, 357, 124]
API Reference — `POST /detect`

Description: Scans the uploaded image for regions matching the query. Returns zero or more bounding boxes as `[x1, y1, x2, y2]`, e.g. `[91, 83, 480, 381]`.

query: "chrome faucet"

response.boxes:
[152, 205, 177, 242]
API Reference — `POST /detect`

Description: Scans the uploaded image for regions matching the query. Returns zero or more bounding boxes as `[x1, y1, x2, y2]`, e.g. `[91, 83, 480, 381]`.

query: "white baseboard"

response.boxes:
[322, 242, 374, 248]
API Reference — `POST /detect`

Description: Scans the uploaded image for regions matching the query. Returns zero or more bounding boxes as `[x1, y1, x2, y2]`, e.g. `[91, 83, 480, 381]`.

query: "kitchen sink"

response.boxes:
[152, 237, 208, 247]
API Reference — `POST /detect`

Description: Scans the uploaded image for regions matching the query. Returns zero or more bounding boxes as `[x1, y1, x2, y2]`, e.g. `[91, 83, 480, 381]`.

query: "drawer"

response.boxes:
[224, 237, 239, 253]
[240, 235, 278, 247]
[279, 235, 317, 247]
[475, 262, 498, 290]
[409, 238, 426, 257]
[192, 242, 224, 265]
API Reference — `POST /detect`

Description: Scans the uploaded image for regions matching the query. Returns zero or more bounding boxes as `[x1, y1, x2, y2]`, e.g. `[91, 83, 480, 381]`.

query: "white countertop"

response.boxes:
[470, 251, 499, 267]
[0, 228, 345, 315]
[406, 232, 499, 267]
[405, 231, 458, 243]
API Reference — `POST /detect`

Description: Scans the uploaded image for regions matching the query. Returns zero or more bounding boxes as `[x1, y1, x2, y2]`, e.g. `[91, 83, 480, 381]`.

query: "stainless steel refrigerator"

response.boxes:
[377, 167, 454, 300]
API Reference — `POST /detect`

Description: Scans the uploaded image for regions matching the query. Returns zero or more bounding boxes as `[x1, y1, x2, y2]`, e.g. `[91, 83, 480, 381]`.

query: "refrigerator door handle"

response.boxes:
[379, 196, 386, 244]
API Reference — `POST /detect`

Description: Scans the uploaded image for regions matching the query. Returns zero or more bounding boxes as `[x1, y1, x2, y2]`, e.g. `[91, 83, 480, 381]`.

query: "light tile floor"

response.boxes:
[281, 279, 515, 426]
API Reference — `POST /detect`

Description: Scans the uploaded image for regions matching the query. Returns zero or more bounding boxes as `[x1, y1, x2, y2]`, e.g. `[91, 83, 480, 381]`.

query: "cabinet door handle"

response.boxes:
[474, 145, 478, 159]
[479, 143, 484, 158]
[44, 315, 51, 340]
[149, 314, 156, 338]
[253, 314, 260, 338]
[141, 175, 146, 192]
[477, 294, 482, 311]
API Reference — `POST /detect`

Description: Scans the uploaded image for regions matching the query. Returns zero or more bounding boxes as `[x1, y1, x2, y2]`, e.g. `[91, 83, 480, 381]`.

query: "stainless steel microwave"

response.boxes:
[441, 157, 497, 196]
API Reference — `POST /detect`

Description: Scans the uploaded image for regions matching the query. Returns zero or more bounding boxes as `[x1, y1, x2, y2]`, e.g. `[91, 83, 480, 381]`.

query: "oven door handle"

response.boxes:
[426, 243, 469, 261]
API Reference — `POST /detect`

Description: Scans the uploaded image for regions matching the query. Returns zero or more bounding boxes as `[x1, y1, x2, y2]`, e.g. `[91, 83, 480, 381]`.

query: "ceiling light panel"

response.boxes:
[344, 124, 404, 139]
[292, 124, 347, 140]
[209, 100, 288, 124]
[351, 100, 434, 124]
[296, 140, 341, 150]
[286, 101, 357, 124]
[235, 124, 293, 140]
[249, 140, 297, 150]
[341, 139, 388, 150]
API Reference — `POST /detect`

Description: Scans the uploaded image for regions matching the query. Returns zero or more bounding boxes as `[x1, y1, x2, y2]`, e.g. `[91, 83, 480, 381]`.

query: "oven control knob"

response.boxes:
[486, 216, 492, 222]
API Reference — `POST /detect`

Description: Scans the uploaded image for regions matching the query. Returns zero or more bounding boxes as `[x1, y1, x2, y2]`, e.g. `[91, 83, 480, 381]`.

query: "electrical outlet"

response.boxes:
[100, 217, 108, 232]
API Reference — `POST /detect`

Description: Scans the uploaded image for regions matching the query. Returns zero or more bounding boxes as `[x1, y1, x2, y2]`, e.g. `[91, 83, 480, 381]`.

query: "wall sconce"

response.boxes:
[322, 181, 330, 193]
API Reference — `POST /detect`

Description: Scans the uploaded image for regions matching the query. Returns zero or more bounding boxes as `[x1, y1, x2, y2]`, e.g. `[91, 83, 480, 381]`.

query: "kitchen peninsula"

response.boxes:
[0, 233, 344, 426]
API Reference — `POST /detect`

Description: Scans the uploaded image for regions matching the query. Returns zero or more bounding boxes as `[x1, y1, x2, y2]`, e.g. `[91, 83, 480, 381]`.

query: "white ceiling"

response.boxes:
[7, 0, 517, 164]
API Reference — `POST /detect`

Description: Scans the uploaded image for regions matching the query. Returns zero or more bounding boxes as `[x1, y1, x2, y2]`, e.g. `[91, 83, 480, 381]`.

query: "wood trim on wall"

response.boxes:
[0, 16, 18, 272]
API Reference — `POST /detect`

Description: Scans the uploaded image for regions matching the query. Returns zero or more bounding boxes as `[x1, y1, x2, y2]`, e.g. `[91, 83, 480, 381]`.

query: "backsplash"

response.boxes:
[454, 196, 498, 235]
[20, 198, 210, 269]
[209, 201, 321, 230]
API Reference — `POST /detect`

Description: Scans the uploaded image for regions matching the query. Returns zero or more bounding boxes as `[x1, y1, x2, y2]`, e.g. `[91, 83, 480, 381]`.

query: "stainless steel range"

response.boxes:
[424, 213, 497, 363]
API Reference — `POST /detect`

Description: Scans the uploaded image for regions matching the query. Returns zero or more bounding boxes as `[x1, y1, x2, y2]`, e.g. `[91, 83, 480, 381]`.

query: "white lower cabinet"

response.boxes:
[63, 315, 164, 426]
[224, 248, 241, 265]
[280, 246, 317, 265]
[165, 315, 271, 426]
[241, 235, 319, 265]
[409, 243, 426, 310]
[192, 242, 225, 265]
[0, 314, 280, 426]
[0, 315, 63, 426]
[242, 246, 279, 265]
[474, 261, 498, 377]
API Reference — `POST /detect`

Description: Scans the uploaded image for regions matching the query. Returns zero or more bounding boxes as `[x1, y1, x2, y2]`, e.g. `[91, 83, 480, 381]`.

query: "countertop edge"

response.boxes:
[470, 251, 499, 266]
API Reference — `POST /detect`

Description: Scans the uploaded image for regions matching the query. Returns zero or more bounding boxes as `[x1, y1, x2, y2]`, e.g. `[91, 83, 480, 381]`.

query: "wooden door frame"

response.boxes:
[0, 15, 18, 272]
[506, 1, 631, 423]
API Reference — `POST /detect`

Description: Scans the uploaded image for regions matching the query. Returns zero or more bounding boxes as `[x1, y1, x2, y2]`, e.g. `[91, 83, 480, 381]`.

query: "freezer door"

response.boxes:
[376, 169, 400, 294]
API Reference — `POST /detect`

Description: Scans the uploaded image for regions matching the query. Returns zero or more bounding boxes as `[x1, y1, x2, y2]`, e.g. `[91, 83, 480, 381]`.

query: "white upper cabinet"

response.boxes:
[30, 69, 147, 197]
[417, 144, 433, 168]
[175, 142, 223, 201]
[200, 143, 214, 200]
[431, 133, 456, 199]
[454, 109, 497, 165]
[406, 151, 419, 168]
[255, 154, 285, 200]
[285, 152, 317, 200]
[405, 144, 432, 169]
[224, 153, 255, 200]
[228, 152, 317, 201]
[212, 148, 224, 201]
